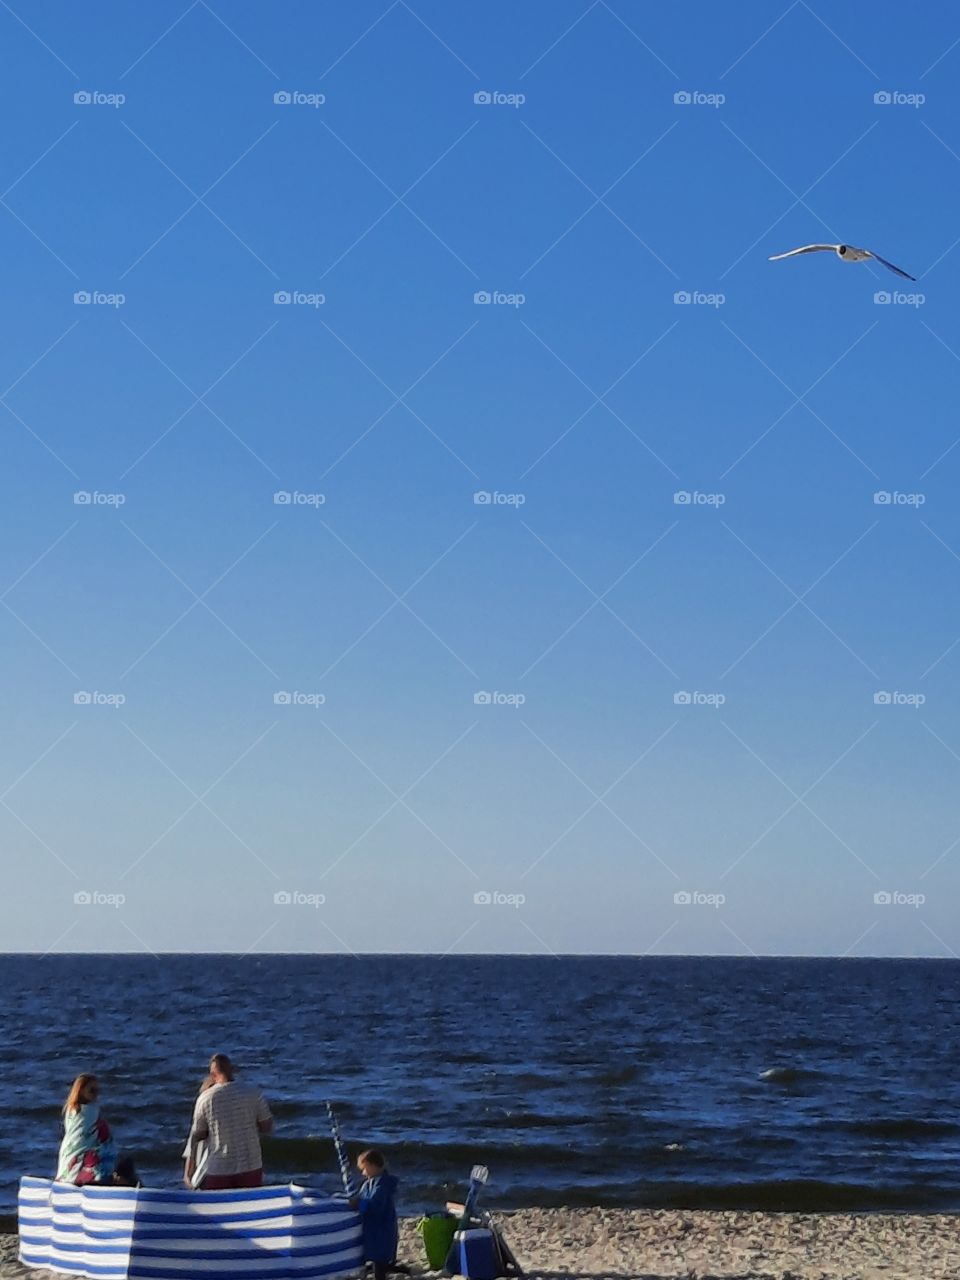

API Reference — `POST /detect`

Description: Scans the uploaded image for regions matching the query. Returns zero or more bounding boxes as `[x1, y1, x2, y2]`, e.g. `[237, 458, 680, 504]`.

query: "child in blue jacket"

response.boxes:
[351, 1148, 399, 1279]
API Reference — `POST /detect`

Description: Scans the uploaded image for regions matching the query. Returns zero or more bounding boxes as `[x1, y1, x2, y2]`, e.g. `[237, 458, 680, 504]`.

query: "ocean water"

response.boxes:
[3, 954, 960, 1215]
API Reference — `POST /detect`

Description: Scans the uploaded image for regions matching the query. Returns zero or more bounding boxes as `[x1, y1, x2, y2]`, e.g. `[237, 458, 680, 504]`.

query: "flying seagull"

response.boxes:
[768, 243, 916, 281]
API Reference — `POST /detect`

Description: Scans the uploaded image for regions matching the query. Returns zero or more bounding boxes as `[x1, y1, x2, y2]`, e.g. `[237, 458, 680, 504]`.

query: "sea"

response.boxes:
[3, 954, 960, 1216]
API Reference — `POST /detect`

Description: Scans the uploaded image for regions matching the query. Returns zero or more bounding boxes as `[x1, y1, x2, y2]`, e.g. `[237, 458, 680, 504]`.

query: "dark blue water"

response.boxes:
[3, 955, 960, 1215]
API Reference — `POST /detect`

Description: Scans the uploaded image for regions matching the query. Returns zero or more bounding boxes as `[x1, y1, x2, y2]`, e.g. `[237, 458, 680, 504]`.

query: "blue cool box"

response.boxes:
[454, 1227, 498, 1279]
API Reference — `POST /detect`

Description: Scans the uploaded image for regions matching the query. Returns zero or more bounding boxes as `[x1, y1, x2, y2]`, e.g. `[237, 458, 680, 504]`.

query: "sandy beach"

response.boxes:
[5, 1207, 960, 1280]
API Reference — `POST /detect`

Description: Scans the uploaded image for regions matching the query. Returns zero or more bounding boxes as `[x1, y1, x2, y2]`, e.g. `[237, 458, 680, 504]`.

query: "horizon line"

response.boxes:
[0, 951, 955, 960]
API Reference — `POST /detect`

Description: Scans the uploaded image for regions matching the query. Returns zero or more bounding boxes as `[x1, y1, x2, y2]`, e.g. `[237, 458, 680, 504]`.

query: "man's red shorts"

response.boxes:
[200, 1169, 264, 1190]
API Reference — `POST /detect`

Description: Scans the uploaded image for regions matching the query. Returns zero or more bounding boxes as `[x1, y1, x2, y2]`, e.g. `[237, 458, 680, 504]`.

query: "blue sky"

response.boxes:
[2, 1, 960, 955]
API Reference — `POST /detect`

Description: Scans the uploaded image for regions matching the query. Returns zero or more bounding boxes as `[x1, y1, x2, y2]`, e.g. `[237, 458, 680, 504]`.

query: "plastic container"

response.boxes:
[453, 1227, 498, 1279]
[417, 1212, 458, 1268]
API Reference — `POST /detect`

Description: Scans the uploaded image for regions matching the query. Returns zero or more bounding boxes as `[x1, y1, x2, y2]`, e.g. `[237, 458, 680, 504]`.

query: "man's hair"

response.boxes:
[358, 1148, 386, 1169]
[209, 1053, 234, 1081]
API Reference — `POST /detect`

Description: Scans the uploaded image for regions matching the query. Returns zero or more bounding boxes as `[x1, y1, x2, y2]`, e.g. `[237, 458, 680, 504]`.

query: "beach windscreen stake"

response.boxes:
[325, 1101, 357, 1196]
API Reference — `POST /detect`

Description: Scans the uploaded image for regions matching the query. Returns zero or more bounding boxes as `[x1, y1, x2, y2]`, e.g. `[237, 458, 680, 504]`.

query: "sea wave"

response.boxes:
[758, 1067, 818, 1084]
[837, 1118, 960, 1141]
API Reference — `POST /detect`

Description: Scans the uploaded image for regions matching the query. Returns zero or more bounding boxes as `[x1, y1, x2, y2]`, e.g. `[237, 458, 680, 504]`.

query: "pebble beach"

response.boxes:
[5, 1207, 960, 1280]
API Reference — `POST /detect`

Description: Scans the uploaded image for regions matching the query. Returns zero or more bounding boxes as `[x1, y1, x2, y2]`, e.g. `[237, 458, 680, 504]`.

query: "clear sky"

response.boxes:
[2, 1, 960, 956]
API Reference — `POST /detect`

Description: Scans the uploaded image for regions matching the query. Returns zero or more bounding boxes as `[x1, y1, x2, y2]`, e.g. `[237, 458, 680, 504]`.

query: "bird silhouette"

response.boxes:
[768, 243, 915, 281]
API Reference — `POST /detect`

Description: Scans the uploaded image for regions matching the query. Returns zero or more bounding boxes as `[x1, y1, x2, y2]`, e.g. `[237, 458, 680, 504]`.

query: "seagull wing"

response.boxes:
[768, 245, 837, 261]
[868, 251, 916, 281]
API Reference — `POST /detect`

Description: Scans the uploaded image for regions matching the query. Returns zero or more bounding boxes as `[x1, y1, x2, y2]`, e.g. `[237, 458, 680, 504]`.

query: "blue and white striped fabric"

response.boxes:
[18, 1177, 363, 1279]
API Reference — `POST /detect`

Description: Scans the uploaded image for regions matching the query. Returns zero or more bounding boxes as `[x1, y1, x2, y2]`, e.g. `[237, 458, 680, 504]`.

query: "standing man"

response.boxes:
[185, 1053, 273, 1189]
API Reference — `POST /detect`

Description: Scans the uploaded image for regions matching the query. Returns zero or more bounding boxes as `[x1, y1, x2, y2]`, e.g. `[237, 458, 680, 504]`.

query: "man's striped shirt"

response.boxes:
[190, 1081, 271, 1175]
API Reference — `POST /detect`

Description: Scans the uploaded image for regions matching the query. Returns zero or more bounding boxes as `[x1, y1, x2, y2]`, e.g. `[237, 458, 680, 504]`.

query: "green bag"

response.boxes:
[416, 1212, 458, 1268]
